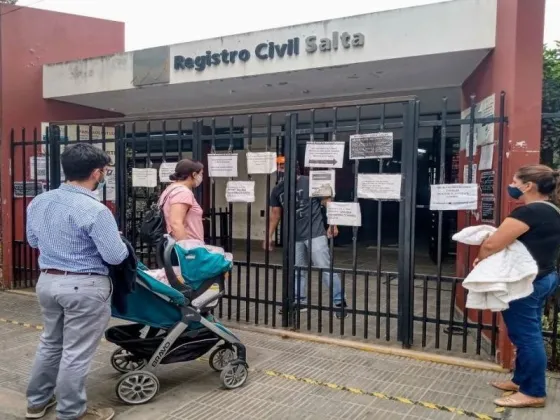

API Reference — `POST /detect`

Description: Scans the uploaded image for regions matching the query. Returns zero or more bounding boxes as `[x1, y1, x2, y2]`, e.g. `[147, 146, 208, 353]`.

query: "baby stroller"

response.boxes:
[104, 236, 248, 405]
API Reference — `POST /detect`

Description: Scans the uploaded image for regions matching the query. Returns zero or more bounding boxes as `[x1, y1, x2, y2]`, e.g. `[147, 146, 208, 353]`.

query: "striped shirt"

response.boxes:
[26, 183, 128, 275]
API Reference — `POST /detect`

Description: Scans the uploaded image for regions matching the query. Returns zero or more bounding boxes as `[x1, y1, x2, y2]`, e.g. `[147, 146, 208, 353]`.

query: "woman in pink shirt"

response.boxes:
[159, 159, 205, 242]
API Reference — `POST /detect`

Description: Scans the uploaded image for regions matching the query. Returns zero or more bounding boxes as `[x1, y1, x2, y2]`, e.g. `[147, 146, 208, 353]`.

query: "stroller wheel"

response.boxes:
[111, 348, 146, 373]
[116, 371, 160, 405]
[209, 346, 235, 372]
[220, 361, 249, 390]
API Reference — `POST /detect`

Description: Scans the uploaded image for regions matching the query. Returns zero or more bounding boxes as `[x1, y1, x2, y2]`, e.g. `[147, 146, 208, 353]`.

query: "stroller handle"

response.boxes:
[162, 235, 193, 298]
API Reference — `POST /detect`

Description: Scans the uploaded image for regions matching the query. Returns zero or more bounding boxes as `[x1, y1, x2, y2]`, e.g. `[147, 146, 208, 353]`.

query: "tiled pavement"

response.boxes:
[0, 291, 558, 420]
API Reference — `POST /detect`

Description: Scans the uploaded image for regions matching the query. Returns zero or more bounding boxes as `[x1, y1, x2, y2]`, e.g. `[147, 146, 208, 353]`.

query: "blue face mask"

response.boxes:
[507, 185, 524, 200]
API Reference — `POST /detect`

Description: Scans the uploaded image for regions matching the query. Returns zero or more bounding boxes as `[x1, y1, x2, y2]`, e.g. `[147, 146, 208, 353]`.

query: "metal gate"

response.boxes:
[11, 94, 515, 361]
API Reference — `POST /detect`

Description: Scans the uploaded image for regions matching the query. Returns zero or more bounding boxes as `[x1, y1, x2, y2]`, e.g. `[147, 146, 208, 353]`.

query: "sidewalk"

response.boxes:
[0, 291, 557, 420]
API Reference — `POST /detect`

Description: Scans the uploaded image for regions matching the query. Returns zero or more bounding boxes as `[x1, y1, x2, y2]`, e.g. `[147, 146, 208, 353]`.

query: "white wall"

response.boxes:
[43, 0, 497, 99]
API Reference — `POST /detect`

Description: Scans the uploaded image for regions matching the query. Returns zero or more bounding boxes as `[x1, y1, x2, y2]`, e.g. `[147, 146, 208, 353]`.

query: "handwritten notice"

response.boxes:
[480, 171, 495, 195]
[208, 154, 238, 177]
[225, 181, 255, 203]
[326, 202, 362, 227]
[304, 142, 345, 168]
[481, 198, 495, 223]
[159, 162, 176, 183]
[430, 184, 478, 211]
[349, 132, 394, 159]
[357, 174, 402, 200]
[246, 152, 277, 174]
[309, 170, 336, 197]
[132, 168, 158, 188]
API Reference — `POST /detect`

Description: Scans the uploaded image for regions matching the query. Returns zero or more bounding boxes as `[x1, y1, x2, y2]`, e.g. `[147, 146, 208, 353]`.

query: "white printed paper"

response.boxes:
[246, 152, 277, 174]
[349, 133, 394, 159]
[95, 166, 116, 201]
[430, 184, 478, 211]
[479, 144, 494, 171]
[304, 142, 345, 168]
[463, 164, 478, 183]
[357, 174, 402, 200]
[208, 154, 238, 177]
[326, 202, 362, 227]
[132, 168, 158, 188]
[309, 170, 336, 197]
[29, 156, 47, 181]
[159, 162, 176, 183]
[225, 181, 255, 203]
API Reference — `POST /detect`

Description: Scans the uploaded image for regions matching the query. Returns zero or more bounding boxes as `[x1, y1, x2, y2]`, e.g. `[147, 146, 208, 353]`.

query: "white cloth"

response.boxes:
[452, 225, 537, 311]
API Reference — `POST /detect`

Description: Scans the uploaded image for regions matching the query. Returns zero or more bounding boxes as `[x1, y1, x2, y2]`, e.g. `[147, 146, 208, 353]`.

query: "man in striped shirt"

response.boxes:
[25, 143, 128, 420]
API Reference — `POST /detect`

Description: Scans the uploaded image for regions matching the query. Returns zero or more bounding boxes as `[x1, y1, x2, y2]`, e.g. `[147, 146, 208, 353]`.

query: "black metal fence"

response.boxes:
[10, 94, 516, 362]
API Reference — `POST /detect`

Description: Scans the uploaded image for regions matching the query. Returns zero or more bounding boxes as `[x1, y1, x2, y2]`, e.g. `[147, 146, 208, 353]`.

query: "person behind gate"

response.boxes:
[25, 144, 128, 420]
[470, 164, 560, 409]
[263, 156, 347, 319]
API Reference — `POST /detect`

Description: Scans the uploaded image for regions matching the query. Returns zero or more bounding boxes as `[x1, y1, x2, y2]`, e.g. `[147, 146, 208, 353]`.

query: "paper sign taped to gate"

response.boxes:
[132, 168, 158, 188]
[208, 154, 238, 177]
[226, 181, 255, 203]
[309, 170, 335, 197]
[159, 162, 176, 183]
[246, 152, 277, 174]
[357, 174, 402, 200]
[430, 183, 478, 211]
[304, 142, 345, 168]
[349, 132, 394, 159]
[327, 202, 362, 227]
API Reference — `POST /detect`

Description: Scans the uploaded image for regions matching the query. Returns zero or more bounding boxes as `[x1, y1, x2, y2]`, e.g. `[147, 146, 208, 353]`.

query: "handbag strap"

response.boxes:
[158, 185, 185, 210]
[529, 200, 560, 216]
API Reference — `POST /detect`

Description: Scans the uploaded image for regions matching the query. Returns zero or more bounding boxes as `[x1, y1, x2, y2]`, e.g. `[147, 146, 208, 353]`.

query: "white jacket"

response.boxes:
[452, 225, 537, 311]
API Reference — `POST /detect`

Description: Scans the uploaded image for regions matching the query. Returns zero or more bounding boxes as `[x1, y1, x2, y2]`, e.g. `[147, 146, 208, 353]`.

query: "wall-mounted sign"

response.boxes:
[173, 32, 365, 72]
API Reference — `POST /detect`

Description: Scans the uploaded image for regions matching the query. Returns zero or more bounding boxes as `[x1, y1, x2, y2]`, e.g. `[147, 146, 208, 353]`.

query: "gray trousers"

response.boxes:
[27, 273, 112, 420]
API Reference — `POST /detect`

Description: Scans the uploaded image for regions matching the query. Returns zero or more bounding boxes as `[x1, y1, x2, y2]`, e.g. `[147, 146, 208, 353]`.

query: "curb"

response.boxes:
[222, 322, 509, 373]
[4, 289, 509, 374]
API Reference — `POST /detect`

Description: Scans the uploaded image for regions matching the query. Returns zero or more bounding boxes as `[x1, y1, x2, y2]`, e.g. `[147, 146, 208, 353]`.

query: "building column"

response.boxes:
[459, 0, 546, 368]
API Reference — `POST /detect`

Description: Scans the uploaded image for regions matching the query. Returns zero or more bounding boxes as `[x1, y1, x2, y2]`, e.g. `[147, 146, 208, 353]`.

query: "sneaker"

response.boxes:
[76, 407, 115, 420]
[335, 302, 349, 319]
[26, 396, 56, 419]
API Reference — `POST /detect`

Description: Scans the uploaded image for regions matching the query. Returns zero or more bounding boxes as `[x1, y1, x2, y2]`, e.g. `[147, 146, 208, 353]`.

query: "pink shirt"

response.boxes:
[159, 185, 204, 242]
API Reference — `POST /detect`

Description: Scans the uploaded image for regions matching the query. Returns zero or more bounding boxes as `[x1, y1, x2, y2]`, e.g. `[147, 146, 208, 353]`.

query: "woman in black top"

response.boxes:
[473, 165, 560, 408]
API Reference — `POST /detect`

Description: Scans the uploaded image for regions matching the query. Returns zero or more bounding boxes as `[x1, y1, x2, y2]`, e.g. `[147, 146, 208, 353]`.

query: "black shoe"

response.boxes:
[278, 304, 308, 315]
[335, 302, 349, 319]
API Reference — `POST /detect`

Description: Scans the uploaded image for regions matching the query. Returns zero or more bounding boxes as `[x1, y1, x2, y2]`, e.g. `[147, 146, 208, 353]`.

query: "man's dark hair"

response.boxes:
[61, 143, 111, 181]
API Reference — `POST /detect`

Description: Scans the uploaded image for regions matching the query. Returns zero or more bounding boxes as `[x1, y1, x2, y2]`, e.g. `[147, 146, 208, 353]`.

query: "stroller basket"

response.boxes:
[106, 324, 219, 365]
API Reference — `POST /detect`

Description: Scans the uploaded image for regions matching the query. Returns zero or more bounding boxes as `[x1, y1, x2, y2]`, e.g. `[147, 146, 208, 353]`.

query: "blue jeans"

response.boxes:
[502, 271, 558, 398]
[294, 235, 344, 305]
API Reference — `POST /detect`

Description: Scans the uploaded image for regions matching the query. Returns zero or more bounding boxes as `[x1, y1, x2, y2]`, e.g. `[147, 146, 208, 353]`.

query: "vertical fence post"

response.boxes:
[115, 125, 128, 230]
[48, 125, 61, 189]
[398, 100, 418, 348]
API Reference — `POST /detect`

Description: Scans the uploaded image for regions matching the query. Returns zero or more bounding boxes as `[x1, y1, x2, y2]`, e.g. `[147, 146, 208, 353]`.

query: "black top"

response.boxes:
[270, 176, 326, 242]
[509, 202, 560, 277]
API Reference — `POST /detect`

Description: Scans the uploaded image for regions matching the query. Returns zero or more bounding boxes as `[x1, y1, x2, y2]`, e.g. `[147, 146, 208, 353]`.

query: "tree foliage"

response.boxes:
[541, 42, 560, 166]
[0, 0, 18, 4]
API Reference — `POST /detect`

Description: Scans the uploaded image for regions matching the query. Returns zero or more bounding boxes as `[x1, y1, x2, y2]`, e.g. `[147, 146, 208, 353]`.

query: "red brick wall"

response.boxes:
[458, 0, 546, 368]
[0, 5, 125, 287]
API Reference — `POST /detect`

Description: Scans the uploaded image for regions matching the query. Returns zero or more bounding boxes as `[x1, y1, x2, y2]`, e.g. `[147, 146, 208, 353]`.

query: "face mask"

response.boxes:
[194, 174, 203, 187]
[507, 185, 524, 200]
[277, 171, 284, 182]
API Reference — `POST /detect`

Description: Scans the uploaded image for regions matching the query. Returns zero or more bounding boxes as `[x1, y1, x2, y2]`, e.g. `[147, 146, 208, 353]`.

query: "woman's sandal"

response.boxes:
[489, 381, 520, 392]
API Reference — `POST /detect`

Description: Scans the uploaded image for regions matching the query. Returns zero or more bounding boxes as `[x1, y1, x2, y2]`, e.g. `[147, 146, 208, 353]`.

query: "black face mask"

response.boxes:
[277, 171, 284, 182]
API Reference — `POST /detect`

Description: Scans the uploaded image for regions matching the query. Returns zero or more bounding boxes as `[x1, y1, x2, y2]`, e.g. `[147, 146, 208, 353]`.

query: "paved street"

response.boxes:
[0, 291, 558, 420]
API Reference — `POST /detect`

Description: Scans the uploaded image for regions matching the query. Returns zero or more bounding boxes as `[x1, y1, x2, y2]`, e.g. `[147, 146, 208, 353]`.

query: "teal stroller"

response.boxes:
[105, 236, 248, 405]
